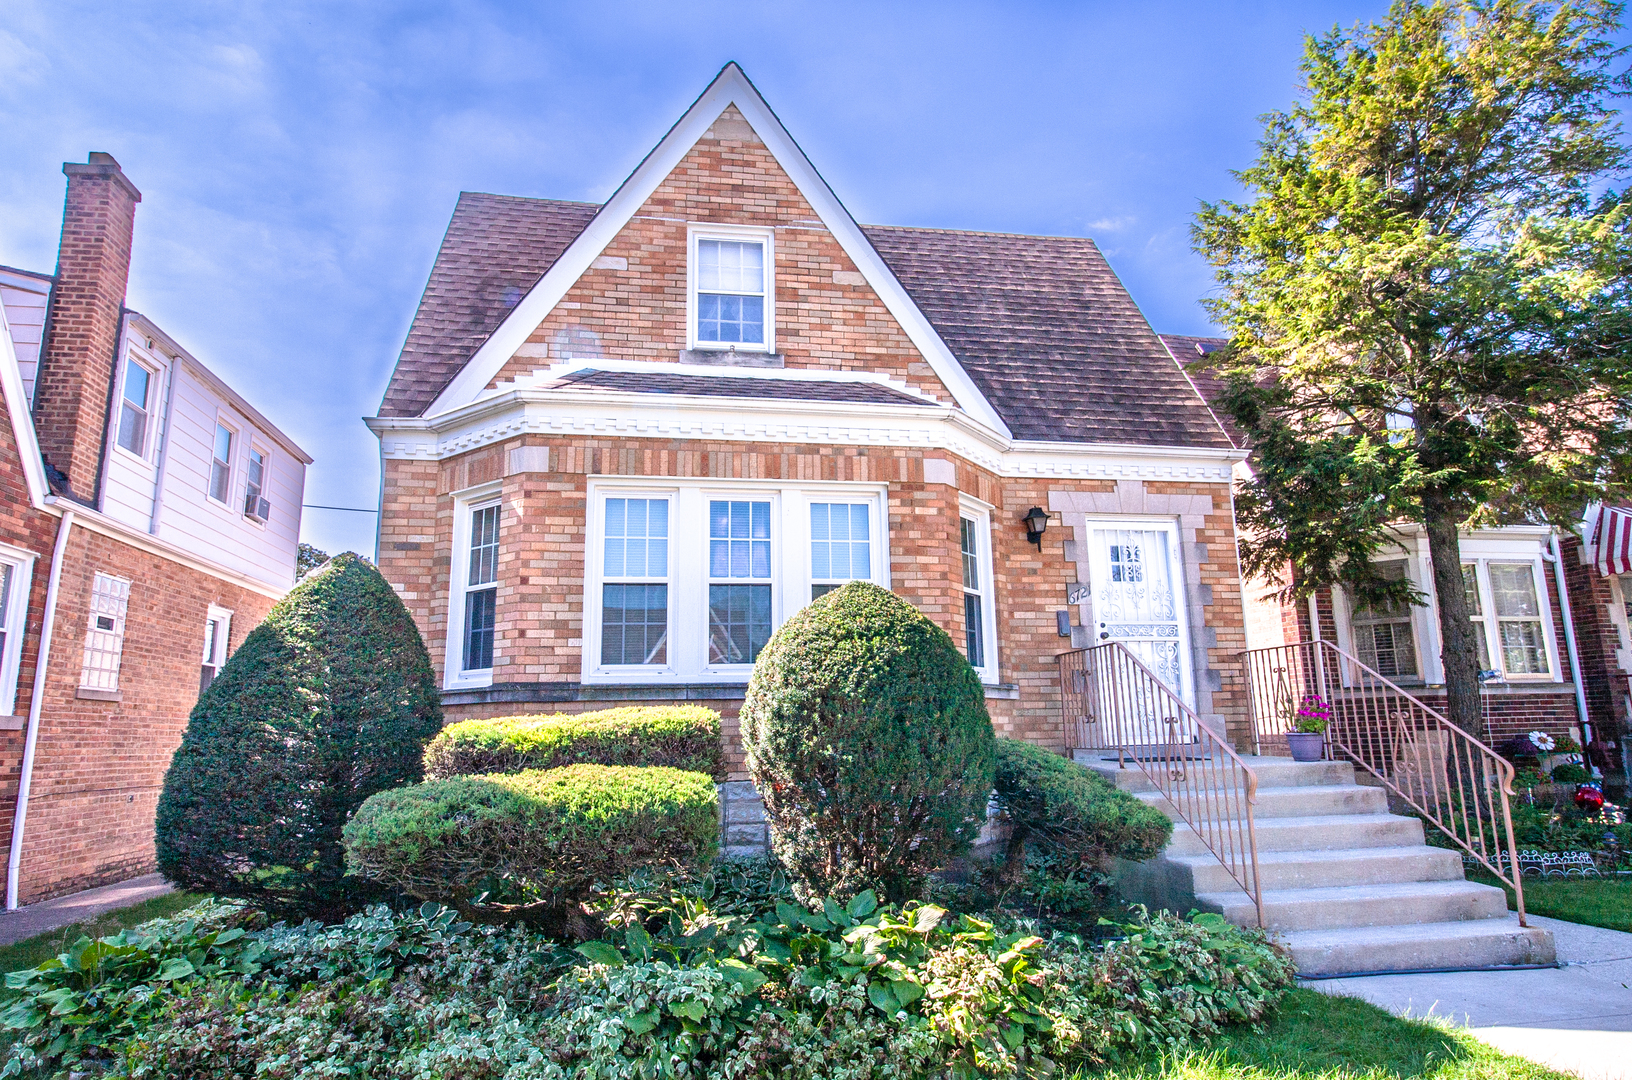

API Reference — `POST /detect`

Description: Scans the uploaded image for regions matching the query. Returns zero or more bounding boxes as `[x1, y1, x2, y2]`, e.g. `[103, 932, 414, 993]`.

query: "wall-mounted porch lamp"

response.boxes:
[1023, 506, 1049, 551]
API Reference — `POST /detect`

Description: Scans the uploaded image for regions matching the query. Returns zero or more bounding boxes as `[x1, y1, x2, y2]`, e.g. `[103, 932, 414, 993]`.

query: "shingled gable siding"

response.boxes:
[482, 106, 955, 405]
[379, 439, 1249, 776]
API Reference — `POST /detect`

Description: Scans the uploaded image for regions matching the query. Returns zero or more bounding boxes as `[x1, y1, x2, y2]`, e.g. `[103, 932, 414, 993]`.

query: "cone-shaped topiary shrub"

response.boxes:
[740, 580, 996, 903]
[155, 552, 443, 920]
[423, 705, 724, 780]
[991, 738, 1172, 881]
[343, 763, 719, 939]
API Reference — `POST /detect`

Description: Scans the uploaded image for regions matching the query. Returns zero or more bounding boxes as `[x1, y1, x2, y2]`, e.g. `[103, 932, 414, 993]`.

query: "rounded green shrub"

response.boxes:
[155, 553, 443, 921]
[343, 763, 718, 939]
[423, 705, 723, 780]
[992, 738, 1172, 878]
[740, 580, 996, 903]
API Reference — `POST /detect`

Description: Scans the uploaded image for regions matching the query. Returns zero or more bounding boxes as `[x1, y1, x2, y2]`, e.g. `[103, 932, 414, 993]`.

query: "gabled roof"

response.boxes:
[1157, 333, 1240, 449]
[375, 63, 1233, 451]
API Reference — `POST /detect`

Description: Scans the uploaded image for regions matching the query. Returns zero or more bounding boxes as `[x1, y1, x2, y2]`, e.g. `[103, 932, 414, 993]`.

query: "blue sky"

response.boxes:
[2, 0, 1396, 555]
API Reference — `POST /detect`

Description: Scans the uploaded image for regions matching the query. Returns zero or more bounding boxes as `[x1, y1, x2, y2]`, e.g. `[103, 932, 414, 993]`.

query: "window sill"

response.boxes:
[0, 715, 24, 730]
[679, 349, 783, 368]
[75, 688, 122, 702]
[983, 683, 1019, 700]
[442, 681, 749, 707]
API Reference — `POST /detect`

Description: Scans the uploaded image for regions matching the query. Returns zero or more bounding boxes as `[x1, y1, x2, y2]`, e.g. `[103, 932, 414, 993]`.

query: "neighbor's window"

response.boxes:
[244, 448, 270, 521]
[1461, 565, 1493, 673]
[960, 517, 986, 669]
[1489, 562, 1549, 675]
[695, 237, 766, 347]
[79, 573, 131, 693]
[462, 504, 499, 672]
[1349, 560, 1418, 679]
[208, 423, 233, 503]
[601, 497, 670, 666]
[708, 500, 772, 664]
[199, 608, 232, 694]
[0, 555, 29, 713]
[116, 362, 152, 457]
[810, 502, 871, 600]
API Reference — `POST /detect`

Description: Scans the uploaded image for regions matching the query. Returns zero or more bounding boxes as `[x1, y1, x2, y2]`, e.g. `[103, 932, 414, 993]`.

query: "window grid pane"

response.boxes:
[1489, 564, 1541, 617]
[463, 587, 496, 671]
[960, 518, 979, 589]
[811, 503, 870, 583]
[468, 505, 500, 586]
[709, 584, 772, 664]
[603, 584, 669, 665]
[1500, 620, 1549, 674]
[80, 573, 131, 691]
[709, 500, 771, 580]
[604, 498, 669, 579]
[697, 239, 766, 344]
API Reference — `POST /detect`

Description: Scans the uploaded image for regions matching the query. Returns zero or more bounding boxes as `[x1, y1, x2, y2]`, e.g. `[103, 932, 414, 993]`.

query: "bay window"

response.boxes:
[445, 493, 501, 687]
[585, 480, 888, 681]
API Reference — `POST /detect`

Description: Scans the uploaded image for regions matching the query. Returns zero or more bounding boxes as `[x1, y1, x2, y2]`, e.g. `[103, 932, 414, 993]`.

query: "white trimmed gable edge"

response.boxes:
[0, 298, 51, 510]
[424, 63, 1013, 438]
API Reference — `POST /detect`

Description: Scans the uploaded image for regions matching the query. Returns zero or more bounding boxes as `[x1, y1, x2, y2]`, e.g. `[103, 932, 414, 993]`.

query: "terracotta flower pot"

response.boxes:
[1285, 732, 1326, 762]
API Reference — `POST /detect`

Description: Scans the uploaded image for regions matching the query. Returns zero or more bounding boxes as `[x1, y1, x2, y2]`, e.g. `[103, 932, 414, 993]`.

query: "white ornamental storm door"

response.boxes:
[1084, 522, 1196, 745]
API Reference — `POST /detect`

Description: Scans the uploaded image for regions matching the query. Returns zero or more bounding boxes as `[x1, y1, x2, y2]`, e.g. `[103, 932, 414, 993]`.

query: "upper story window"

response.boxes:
[584, 480, 888, 683]
[244, 447, 271, 522]
[79, 572, 131, 695]
[208, 422, 234, 504]
[689, 226, 773, 352]
[116, 361, 154, 457]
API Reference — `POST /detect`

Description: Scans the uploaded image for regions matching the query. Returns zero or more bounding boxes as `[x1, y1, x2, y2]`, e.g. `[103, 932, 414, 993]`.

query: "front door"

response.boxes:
[1086, 522, 1194, 707]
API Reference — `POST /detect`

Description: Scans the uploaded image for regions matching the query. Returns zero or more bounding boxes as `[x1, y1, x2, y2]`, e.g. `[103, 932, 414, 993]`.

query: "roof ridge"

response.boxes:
[456, 191, 604, 208]
[863, 223, 1103, 245]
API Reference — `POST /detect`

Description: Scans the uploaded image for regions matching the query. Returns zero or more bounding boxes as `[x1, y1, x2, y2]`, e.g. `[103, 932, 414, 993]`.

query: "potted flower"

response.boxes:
[1285, 694, 1331, 762]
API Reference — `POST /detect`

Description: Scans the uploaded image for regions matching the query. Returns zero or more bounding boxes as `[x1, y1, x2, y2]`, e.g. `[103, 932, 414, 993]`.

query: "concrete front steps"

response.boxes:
[1075, 752, 1555, 976]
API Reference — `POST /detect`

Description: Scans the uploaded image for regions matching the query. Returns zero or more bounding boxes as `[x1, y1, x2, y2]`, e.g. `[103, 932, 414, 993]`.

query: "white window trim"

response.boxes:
[243, 443, 271, 526]
[112, 349, 162, 465]
[207, 415, 239, 508]
[958, 495, 1001, 686]
[1334, 546, 1562, 686]
[0, 543, 37, 716]
[203, 604, 234, 669]
[445, 482, 503, 690]
[686, 222, 776, 353]
[583, 476, 888, 684]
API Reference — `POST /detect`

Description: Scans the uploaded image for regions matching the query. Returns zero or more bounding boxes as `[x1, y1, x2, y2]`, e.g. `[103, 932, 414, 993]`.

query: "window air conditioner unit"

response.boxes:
[245, 495, 272, 523]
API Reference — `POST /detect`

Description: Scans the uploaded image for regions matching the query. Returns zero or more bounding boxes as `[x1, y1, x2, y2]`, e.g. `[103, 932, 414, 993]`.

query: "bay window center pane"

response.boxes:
[709, 584, 771, 664]
[710, 500, 771, 578]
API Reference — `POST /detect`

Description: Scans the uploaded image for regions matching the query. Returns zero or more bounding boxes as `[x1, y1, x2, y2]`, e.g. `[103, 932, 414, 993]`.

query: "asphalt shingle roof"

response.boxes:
[1156, 333, 1240, 449]
[378, 196, 1234, 451]
[548, 369, 934, 407]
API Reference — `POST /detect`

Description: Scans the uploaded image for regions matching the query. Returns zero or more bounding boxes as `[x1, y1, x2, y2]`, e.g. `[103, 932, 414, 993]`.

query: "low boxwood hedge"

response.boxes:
[992, 738, 1172, 877]
[342, 763, 718, 939]
[422, 706, 724, 780]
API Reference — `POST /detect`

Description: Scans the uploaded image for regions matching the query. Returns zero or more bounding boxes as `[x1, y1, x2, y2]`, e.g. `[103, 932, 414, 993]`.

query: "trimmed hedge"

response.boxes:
[343, 763, 718, 938]
[740, 581, 996, 903]
[155, 553, 442, 920]
[992, 738, 1172, 877]
[423, 705, 723, 780]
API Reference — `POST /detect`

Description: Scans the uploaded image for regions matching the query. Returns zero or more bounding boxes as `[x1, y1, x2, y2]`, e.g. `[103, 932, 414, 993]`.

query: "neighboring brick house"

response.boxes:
[1159, 333, 1595, 754]
[0, 153, 310, 904]
[368, 63, 1251, 782]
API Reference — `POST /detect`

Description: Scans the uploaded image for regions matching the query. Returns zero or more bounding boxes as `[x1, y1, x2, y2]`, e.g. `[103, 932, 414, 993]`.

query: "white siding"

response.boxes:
[149, 363, 304, 590]
[0, 272, 50, 406]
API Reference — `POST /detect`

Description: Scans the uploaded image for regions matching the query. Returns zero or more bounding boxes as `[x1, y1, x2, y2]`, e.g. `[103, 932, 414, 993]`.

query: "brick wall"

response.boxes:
[32, 155, 141, 499]
[0, 527, 276, 902]
[487, 106, 954, 405]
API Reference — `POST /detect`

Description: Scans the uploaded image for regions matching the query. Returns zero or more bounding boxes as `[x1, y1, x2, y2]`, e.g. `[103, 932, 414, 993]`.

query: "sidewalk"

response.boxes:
[1312, 914, 1632, 1080]
[0, 873, 173, 947]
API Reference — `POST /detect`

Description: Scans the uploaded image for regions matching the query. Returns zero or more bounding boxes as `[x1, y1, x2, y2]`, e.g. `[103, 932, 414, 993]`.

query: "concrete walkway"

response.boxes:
[1312, 914, 1632, 1079]
[0, 873, 173, 947]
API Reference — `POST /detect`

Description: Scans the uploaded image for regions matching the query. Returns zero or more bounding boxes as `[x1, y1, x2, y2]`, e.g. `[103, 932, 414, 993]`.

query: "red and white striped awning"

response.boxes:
[1596, 506, 1632, 576]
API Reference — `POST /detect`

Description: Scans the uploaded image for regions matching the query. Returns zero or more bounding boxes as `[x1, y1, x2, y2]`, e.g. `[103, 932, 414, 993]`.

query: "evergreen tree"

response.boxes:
[1195, 0, 1632, 734]
[156, 553, 442, 919]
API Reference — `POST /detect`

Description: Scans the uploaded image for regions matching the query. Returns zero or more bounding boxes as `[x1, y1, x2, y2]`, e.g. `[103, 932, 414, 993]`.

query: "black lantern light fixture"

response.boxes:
[1023, 506, 1049, 551]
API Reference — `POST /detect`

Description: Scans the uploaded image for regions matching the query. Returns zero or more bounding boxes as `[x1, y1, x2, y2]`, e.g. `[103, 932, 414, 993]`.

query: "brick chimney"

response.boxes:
[33, 152, 142, 502]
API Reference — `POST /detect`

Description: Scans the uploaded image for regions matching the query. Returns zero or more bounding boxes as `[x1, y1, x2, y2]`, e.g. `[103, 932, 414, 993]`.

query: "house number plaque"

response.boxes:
[1067, 583, 1089, 605]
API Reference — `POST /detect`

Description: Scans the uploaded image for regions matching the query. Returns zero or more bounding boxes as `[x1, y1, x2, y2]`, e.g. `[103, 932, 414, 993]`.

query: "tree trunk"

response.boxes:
[1422, 499, 1484, 738]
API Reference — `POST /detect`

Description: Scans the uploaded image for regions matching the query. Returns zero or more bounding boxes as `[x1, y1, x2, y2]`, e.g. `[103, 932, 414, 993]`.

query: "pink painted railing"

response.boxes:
[1241, 639, 1527, 925]
[1059, 642, 1263, 926]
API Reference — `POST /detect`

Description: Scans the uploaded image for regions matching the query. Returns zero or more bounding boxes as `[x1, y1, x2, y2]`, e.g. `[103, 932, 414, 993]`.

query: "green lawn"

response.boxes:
[1470, 871, 1632, 933]
[0, 890, 201, 981]
[1082, 989, 1574, 1079]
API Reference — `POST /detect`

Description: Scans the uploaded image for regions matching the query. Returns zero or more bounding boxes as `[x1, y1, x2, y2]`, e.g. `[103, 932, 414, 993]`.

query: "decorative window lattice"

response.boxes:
[80, 573, 131, 692]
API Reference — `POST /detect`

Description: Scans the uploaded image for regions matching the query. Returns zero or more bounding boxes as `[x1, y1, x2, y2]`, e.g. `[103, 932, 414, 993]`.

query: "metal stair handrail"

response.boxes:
[1059, 642, 1263, 926]
[1240, 639, 1527, 926]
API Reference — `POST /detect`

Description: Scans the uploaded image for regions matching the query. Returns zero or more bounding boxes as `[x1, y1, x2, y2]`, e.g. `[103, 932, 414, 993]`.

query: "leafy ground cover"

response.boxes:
[1470, 871, 1632, 934]
[0, 893, 200, 984]
[1080, 989, 1574, 1079]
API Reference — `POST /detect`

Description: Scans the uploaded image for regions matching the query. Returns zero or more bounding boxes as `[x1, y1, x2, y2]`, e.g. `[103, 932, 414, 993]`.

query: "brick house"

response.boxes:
[369, 64, 1251, 785]
[0, 153, 310, 904]
[1160, 333, 1597, 757]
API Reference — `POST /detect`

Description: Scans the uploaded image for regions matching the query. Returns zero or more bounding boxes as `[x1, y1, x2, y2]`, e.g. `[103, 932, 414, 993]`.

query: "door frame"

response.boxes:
[1083, 517, 1196, 709]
